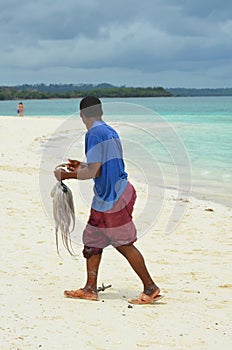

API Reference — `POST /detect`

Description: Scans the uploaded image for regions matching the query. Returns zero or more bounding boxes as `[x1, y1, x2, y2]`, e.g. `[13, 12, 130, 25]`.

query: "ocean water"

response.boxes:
[1, 96, 232, 207]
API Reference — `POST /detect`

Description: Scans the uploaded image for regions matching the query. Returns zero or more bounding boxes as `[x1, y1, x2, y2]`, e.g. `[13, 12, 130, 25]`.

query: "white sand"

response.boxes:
[0, 115, 231, 350]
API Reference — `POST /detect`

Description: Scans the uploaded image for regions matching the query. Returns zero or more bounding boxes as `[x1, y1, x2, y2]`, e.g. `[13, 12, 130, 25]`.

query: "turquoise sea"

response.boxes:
[1, 96, 231, 207]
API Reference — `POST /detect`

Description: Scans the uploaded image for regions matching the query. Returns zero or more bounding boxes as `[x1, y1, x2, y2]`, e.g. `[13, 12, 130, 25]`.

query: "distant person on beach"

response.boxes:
[17, 102, 24, 117]
[54, 96, 162, 304]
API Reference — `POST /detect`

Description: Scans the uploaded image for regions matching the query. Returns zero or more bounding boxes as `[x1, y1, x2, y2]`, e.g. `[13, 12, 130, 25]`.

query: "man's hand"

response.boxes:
[53, 168, 69, 181]
[67, 159, 81, 171]
[53, 161, 101, 181]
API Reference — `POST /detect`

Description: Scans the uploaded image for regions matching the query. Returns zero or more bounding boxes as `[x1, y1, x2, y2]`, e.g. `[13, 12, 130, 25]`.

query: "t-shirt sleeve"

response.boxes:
[85, 133, 102, 164]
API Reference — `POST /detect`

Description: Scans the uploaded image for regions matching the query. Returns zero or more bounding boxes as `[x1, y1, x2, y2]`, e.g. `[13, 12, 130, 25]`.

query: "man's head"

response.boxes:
[80, 96, 103, 119]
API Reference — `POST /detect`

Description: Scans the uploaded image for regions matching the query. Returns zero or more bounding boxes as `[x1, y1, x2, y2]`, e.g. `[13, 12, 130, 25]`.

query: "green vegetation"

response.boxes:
[0, 84, 172, 100]
[1, 84, 231, 100]
[167, 88, 232, 96]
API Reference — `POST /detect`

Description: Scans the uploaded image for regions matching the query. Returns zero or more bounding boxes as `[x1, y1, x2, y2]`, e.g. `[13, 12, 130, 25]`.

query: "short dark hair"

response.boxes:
[80, 96, 103, 118]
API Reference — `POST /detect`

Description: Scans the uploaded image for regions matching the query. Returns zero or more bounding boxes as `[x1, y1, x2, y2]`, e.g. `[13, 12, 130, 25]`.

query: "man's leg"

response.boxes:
[84, 253, 102, 293]
[116, 244, 160, 296]
[64, 251, 102, 300]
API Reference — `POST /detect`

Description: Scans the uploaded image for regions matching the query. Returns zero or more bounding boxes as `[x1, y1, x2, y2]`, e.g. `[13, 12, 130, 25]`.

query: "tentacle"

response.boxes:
[51, 182, 77, 257]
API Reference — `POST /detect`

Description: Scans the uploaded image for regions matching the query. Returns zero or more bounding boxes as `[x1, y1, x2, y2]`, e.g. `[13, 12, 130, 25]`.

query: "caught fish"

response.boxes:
[50, 180, 76, 256]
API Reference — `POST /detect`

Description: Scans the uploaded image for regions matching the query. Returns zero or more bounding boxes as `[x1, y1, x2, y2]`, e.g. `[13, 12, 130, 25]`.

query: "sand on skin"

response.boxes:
[0, 116, 231, 350]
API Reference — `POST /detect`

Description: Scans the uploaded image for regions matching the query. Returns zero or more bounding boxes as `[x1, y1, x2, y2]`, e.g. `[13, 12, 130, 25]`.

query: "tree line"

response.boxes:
[167, 88, 232, 96]
[1, 84, 231, 100]
[0, 84, 172, 100]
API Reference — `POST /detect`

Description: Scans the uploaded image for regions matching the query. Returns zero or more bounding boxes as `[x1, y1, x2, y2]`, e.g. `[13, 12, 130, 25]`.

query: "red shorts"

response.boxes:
[83, 182, 137, 250]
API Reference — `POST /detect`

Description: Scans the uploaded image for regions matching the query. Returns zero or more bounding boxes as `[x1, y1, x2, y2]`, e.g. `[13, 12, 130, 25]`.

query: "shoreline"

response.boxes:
[1, 114, 231, 208]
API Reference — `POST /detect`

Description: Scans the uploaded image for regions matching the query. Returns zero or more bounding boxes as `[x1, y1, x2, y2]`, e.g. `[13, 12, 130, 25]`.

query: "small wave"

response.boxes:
[222, 173, 231, 181]
[201, 170, 210, 176]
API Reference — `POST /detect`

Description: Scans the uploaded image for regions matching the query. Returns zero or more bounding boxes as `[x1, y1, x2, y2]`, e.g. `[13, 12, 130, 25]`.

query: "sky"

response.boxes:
[1, 0, 232, 88]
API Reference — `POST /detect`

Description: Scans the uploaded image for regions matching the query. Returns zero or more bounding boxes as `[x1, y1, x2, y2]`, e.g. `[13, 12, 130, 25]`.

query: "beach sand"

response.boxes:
[0, 116, 231, 350]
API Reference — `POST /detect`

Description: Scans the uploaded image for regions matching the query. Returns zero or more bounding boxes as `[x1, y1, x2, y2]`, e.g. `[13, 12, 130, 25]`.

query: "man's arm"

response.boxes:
[54, 162, 101, 181]
[76, 162, 101, 180]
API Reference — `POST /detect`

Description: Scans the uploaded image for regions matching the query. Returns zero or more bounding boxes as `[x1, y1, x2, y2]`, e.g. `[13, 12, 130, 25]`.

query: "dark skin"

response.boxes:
[54, 159, 101, 181]
[54, 112, 160, 301]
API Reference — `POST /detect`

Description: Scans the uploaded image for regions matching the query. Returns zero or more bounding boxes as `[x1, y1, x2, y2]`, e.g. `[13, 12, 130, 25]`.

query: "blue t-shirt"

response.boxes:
[85, 121, 128, 212]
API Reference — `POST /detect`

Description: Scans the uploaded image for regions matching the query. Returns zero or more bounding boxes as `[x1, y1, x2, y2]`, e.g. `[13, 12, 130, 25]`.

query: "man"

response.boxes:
[54, 96, 162, 304]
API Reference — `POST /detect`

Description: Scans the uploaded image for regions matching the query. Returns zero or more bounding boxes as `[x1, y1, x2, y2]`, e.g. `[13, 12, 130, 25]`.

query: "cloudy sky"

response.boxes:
[1, 0, 232, 87]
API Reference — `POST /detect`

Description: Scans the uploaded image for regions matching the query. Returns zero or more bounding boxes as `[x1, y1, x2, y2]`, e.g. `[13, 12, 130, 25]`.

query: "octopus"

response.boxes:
[50, 181, 76, 256]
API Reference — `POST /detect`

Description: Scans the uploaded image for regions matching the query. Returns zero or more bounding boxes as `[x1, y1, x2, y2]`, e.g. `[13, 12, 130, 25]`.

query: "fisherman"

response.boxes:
[54, 96, 162, 304]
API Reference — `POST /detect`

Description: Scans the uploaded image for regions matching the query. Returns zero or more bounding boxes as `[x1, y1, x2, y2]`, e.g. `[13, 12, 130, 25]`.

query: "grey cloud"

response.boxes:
[1, 0, 143, 42]
[0, 0, 231, 87]
[180, 0, 232, 18]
